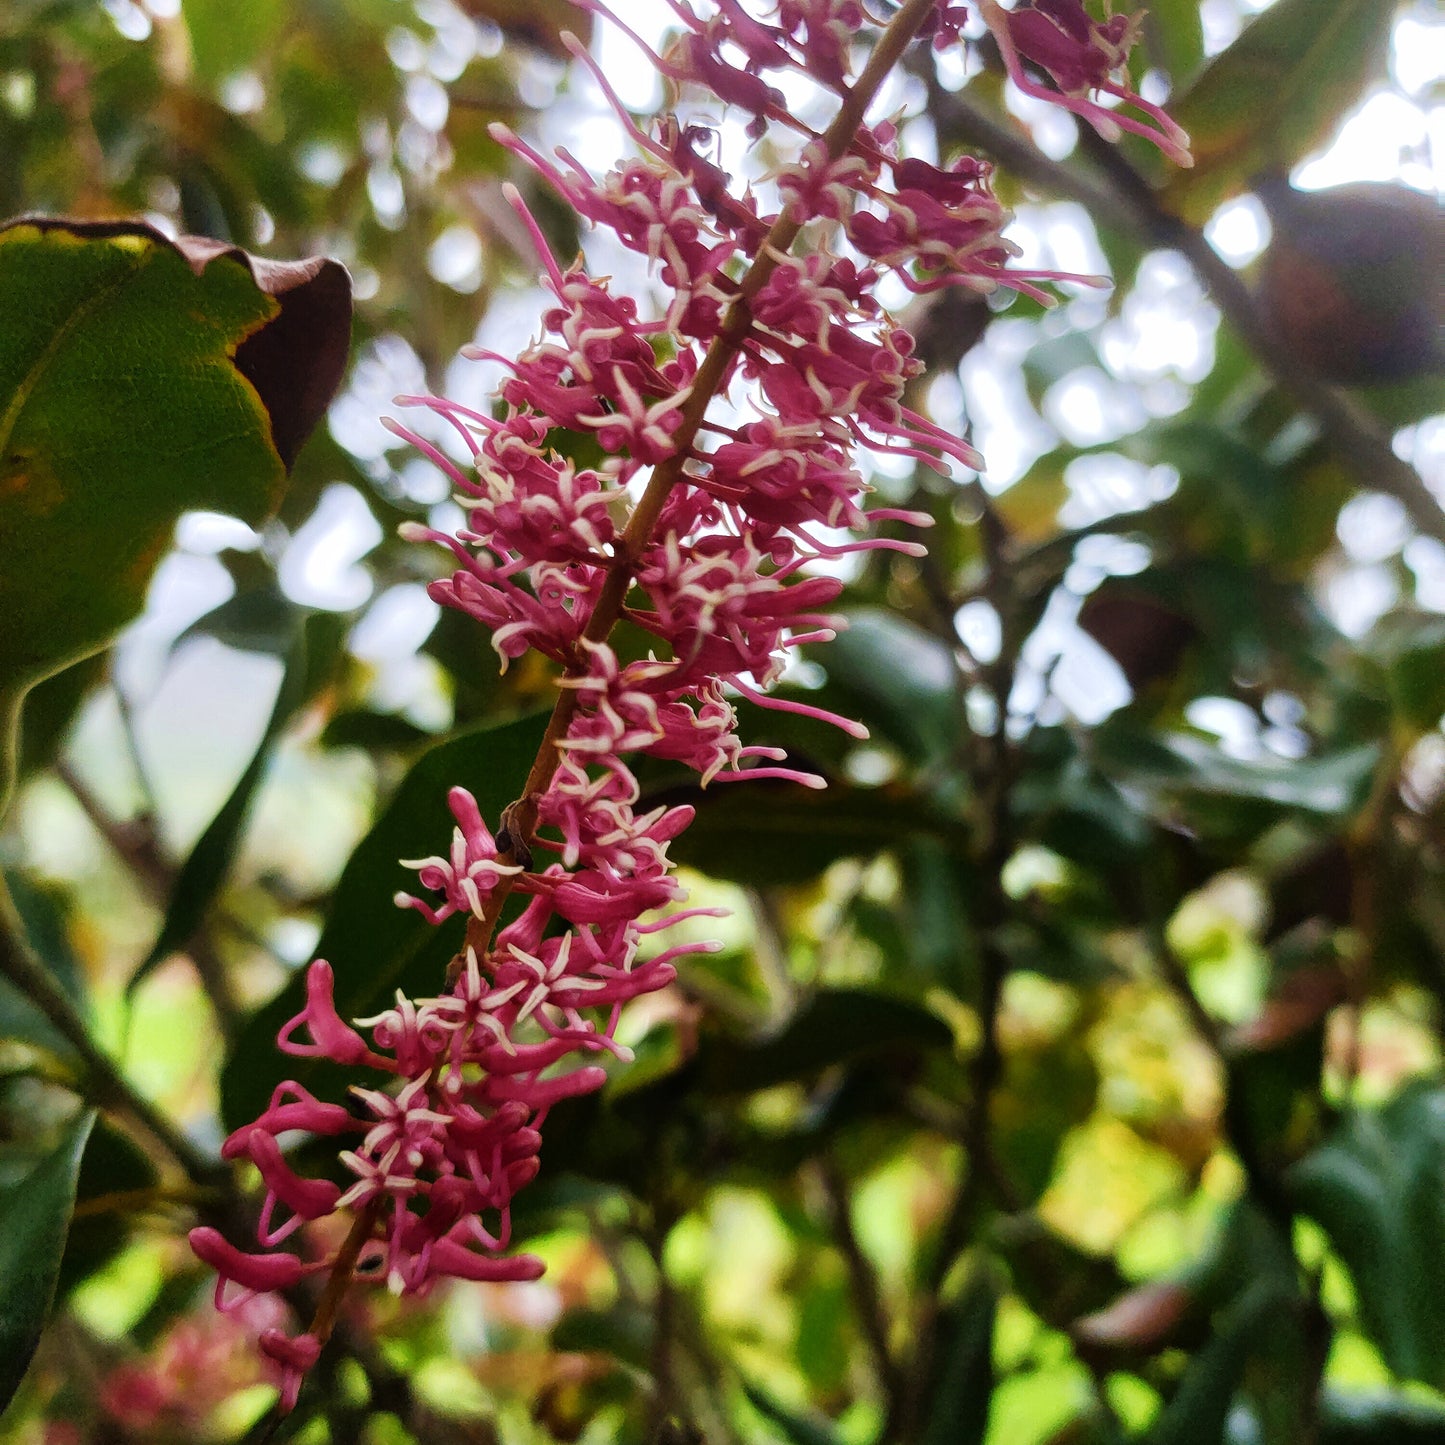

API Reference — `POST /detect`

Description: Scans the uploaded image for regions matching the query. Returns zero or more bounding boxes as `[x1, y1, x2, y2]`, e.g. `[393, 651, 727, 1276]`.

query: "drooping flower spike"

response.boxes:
[194, 0, 1188, 1415]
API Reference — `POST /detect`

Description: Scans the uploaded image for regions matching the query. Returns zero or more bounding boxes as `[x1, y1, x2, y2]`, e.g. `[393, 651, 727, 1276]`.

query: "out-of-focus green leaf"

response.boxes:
[321, 709, 437, 754]
[1147, 1279, 1287, 1445]
[1092, 728, 1379, 819]
[696, 988, 953, 1095]
[129, 610, 345, 993]
[1141, 0, 1207, 87]
[1320, 1390, 1445, 1444]
[1292, 1082, 1445, 1390]
[1012, 729, 1153, 870]
[56, 1117, 157, 1296]
[13, 654, 102, 782]
[742, 1380, 843, 1445]
[919, 1267, 997, 1445]
[1162, 0, 1400, 223]
[823, 608, 961, 764]
[181, 0, 286, 86]
[664, 777, 963, 887]
[0, 217, 349, 812]
[0, 869, 86, 1060]
[1367, 612, 1445, 732]
[899, 836, 979, 993]
[551, 1303, 652, 1373]
[538, 990, 952, 1196]
[220, 712, 548, 1132]
[0, 1109, 94, 1412]
[995, 1030, 1099, 1201]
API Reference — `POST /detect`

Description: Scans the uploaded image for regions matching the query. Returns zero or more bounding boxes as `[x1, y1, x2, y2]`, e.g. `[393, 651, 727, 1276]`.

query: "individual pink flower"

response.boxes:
[978, 0, 1193, 165]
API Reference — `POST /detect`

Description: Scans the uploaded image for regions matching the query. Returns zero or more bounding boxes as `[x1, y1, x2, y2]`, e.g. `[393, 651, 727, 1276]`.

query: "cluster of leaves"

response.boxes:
[0, 1, 1443, 1444]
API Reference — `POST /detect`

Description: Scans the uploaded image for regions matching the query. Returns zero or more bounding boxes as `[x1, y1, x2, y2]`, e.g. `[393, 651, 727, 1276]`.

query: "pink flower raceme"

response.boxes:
[196, 0, 1187, 1414]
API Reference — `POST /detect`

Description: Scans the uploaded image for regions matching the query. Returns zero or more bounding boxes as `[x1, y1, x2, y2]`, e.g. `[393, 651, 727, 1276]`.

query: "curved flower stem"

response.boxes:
[457, 0, 943, 973]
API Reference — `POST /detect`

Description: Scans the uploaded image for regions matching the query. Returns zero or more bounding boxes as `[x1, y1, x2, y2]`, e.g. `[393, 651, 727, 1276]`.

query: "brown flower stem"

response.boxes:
[455, 0, 942, 976]
[307, 1199, 385, 1350]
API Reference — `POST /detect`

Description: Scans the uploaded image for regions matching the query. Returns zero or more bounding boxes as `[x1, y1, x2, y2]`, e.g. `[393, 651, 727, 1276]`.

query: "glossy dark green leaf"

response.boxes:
[56, 1117, 158, 1296]
[220, 712, 549, 1132]
[1163, 0, 1400, 223]
[0, 217, 349, 812]
[1092, 727, 1379, 819]
[0, 1109, 94, 1412]
[129, 610, 345, 993]
[1292, 1082, 1445, 1389]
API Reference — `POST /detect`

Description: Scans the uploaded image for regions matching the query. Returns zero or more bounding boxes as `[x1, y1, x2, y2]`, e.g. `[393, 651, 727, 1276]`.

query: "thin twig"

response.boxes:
[0, 871, 221, 1184]
[815, 1155, 904, 1407]
[55, 759, 244, 1036]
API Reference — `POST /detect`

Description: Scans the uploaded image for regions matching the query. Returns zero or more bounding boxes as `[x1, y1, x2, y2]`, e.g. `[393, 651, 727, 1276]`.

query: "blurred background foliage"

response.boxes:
[1, 0, 1444, 1442]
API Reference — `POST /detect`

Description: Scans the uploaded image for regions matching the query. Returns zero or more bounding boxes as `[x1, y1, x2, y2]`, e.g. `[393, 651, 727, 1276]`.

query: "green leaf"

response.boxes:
[1320, 1390, 1445, 1444]
[919, 1267, 998, 1445]
[1368, 612, 1445, 732]
[536, 990, 953, 1196]
[220, 712, 549, 1132]
[665, 776, 962, 887]
[1140, 0, 1206, 88]
[1291, 1082, 1445, 1389]
[0, 217, 349, 812]
[695, 988, 953, 1095]
[0, 869, 86, 1059]
[1092, 727, 1379, 820]
[56, 1118, 158, 1297]
[129, 610, 344, 993]
[551, 1303, 653, 1372]
[1147, 1279, 1287, 1445]
[0, 1109, 95, 1412]
[741, 1380, 843, 1445]
[823, 608, 960, 765]
[1162, 0, 1401, 224]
